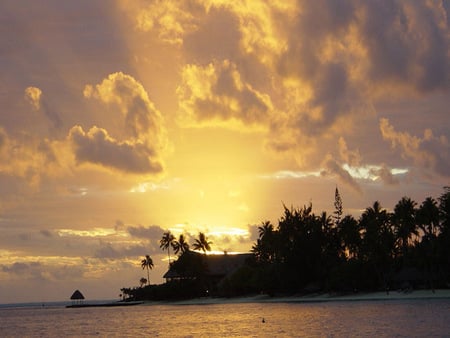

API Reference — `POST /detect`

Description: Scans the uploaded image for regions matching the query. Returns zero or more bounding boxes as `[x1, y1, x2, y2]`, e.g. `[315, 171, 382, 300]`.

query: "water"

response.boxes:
[1, 299, 450, 337]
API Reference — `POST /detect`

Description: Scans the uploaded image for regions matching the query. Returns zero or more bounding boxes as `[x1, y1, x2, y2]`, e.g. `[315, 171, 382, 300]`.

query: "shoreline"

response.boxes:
[3, 289, 449, 309]
[147, 289, 450, 306]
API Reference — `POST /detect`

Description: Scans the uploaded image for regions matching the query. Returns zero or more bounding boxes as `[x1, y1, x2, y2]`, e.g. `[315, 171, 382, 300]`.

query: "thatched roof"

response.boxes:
[163, 252, 252, 280]
[70, 289, 85, 300]
[206, 253, 252, 276]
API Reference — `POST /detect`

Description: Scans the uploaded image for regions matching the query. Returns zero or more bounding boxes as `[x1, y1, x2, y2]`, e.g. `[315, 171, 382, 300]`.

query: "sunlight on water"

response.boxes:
[1, 300, 450, 337]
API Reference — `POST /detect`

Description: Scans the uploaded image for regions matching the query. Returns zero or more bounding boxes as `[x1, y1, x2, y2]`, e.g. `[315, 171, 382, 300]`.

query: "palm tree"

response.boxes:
[255, 221, 277, 263]
[392, 197, 418, 259]
[417, 196, 440, 292]
[139, 277, 147, 288]
[192, 232, 212, 254]
[160, 231, 176, 264]
[173, 234, 190, 255]
[338, 215, 361, 259]
[258, 221, 274, 239]
[417, 197, 439, 237]
[359, 201, 394, 291]
[141, 255, 153, 285]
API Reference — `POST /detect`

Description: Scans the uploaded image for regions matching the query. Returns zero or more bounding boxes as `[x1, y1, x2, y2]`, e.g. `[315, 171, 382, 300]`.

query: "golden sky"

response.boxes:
[0, 0, 449, 303]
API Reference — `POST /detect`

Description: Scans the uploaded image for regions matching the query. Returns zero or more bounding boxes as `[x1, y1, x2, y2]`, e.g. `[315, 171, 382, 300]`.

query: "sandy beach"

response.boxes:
[156, 289, 450, 306]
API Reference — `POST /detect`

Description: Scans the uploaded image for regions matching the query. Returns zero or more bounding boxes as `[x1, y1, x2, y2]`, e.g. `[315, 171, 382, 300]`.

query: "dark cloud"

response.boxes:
[370, 164, 399, 186]
[94, 242, 153, 260]
[1, 262, 37, 274]
[40, 99, 62, 130]
[1, 261, 45, 281]
[184, 7, 241, 63]
[380, 118, 450, 178]
[127, 224, 164, 240]
[19, 233, 30, 241]
[1, 261, 85, 282]
[338, 137, 361, 167]
[360, 1, 449, 91]
[39, 229, 53, 238]
[69, 125, 163, 174]
[247, 224, 260, 242]
[321, 156, 361, 193]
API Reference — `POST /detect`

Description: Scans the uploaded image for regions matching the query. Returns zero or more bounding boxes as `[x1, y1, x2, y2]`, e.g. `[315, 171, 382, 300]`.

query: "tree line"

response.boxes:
[122, 186, 450, 300]
[248, 186, 450, 295]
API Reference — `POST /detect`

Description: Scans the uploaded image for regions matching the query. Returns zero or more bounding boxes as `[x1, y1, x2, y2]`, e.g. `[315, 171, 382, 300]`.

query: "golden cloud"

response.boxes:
[119, 0, 197, 45]
[24, 86, 42, 110]
[0, 127, 60, 188]
[69, 125, 163, 175]
[177, 60, 273, 129]
[81, 72, 167, 174]
[380, 118, 450, 177]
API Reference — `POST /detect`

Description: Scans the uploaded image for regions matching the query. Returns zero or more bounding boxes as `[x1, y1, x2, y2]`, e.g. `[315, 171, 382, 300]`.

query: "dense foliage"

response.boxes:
[246, 187, 450, 295]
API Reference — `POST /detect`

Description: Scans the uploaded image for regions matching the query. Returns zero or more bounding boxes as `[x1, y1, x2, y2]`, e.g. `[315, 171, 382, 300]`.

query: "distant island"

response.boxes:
[121, 187, 450, 302]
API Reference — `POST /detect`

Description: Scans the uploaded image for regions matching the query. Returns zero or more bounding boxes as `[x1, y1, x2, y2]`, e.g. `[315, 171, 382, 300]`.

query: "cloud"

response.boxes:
[132, 0, 196, 45]
[127, 225, 165, 240]
[380, 118, 450, 177]
[94, 242, 150, 260]
[69, 125, 163, 174]
[183, 5, 242, 62]
[2, 262, 40, 274]
[369, 164, 399, 185]
[1, 260, 86, 282]
[247, 224, 260, 242]
[84, 72, 165, 144]
[124, 0, 449, 179]
[321, 155, 361, 193]
[24, 86, 42, 110]
[39, 229, 53, 238]
[77, 72, 167, 174]
[360, 1, 449, 92]
[338, 137, 361, 167]
[177, 60, 273, 128]
[23, 86, 62, 129]
[0, 127, 57, 187]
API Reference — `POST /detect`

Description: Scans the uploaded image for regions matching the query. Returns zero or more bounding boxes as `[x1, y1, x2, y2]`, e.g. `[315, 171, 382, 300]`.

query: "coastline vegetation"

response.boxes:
[121, 186, 450, 301]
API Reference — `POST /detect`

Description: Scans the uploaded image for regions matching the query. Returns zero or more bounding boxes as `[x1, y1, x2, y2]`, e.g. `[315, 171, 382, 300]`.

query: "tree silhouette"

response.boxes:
[192, 232, 212, 254]
[141, 255, 153, 285]
[359, 201, 394, 290]
[333, 186, 343, 225]
[338, 214, 361, 259]
[173, 234, 190, 255]
[160, 231, 176, 264]
[392, 196, 418, 261]
[438, 186, 450, 234]
[139, 277, 148, 288]
[252, 221, 277, 263]
[417, 197, 439, 237]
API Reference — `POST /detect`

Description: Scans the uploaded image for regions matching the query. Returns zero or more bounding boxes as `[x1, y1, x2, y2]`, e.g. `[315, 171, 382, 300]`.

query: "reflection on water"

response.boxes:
[1, 299, 450, 337]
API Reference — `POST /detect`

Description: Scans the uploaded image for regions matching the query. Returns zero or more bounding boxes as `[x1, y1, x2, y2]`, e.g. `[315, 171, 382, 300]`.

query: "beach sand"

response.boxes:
[153, 289, 450, 306]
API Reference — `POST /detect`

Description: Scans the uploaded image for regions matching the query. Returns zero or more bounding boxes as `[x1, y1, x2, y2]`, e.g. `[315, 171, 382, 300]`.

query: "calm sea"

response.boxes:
[1, 299, 450, 337]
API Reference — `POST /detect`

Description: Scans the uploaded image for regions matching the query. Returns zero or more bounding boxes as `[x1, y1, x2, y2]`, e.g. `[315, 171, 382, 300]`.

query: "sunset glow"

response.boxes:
[0, 0, 449, 303]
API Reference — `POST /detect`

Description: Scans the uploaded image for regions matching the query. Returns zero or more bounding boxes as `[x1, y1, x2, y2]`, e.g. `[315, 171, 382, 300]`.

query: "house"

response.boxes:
[163, 251, 253, 285]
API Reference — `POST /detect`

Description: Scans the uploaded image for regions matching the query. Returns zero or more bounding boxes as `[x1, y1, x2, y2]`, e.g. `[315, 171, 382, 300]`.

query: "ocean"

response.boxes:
[1, 299, 450, 337]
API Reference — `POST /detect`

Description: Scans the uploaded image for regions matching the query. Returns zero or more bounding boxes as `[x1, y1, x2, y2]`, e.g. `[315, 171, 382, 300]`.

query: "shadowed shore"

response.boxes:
[149, 289, 450, 306]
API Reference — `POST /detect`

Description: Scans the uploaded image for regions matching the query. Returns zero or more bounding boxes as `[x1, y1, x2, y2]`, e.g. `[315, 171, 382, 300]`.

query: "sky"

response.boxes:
[0, 0, 449, 303]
